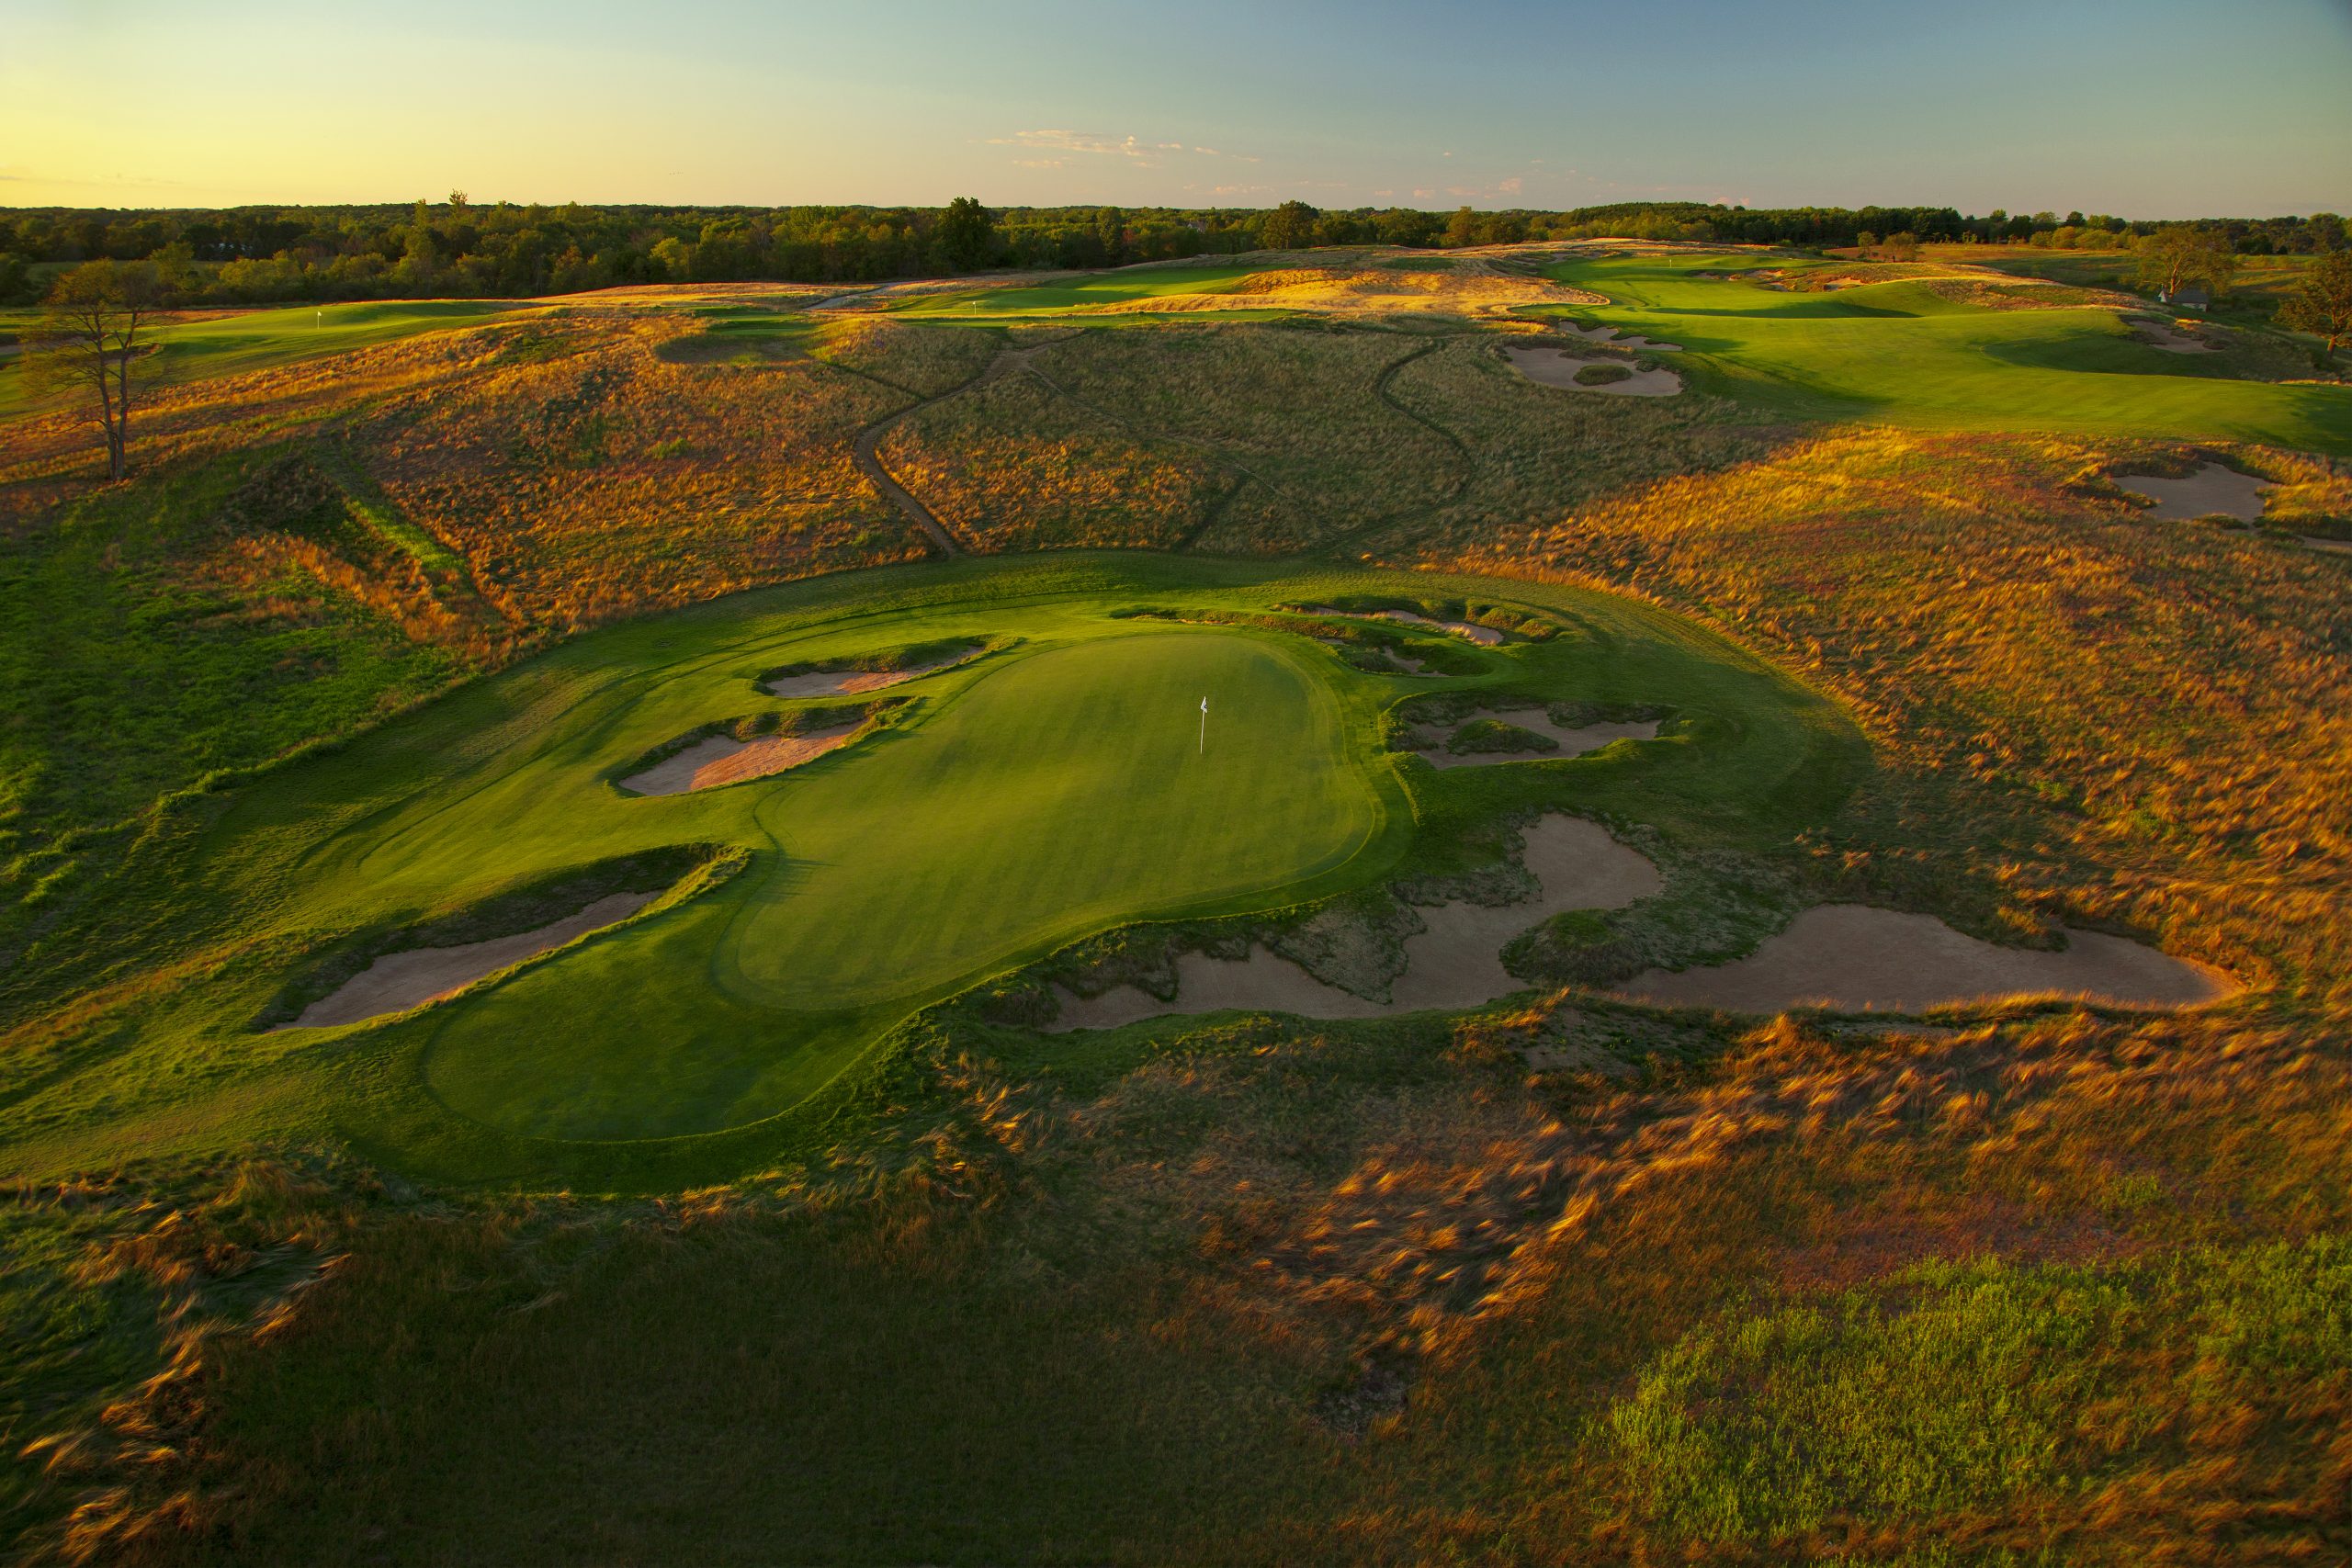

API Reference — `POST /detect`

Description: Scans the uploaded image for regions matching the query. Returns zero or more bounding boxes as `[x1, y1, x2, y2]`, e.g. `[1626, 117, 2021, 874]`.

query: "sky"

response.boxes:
[4, 0, 2349, 217]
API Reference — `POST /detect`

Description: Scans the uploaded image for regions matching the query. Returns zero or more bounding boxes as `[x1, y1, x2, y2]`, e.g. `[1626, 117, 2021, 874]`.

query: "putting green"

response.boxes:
[0, 557, 1862, 1189]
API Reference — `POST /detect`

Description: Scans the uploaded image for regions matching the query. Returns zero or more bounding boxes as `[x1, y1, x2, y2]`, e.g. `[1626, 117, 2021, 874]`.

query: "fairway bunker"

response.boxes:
[1048, 816, 1662, 1030]
[1503, 343, 1684, 397]
[619, 719, 864, 795]
[762, 647, 981, 698]
[1553, 321, 1683, 352]
[1413, 707, 1660, 770]
[2118, 463, 2270, 522]
[1619, 904, 2235, 1015]
[288, 891, 657, 1030]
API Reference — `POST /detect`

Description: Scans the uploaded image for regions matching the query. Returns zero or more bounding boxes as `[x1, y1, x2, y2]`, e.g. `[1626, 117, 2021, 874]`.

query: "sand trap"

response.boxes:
[763, 649, 977, 698]
[1619, 904, 2233, 1015]
[288, 891, 656, 1030]
[1551, 321, 1682, 352]
[620, 723, 861, 795]
[1369, 609, 1505, 645]
[1415, 708, 1658, 770]
[2118, 464, 2270, 522]
[1502, 344, 1683, 397]
[2129, 317, 2216, 355]
[1048, 816, 1662, 1031]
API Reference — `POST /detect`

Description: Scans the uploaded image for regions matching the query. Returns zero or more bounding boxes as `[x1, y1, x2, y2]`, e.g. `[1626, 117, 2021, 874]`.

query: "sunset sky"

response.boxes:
[5, 0, 2349, 215]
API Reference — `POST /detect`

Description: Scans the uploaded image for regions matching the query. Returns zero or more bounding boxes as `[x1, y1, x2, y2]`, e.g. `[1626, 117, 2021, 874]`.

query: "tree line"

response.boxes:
[2, 197, 2344, 308]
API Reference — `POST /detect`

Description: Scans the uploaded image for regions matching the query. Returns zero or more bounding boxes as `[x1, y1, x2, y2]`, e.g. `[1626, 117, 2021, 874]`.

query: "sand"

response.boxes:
[763, 650, 976, 699]
[2129, 317, 2217, 354]
[2118, 464, 2270, 522]
[1619, 904, 2234, 1015]
[1048, 816, 1662, 1032]
[1369, 609, 1505, 646]
[2297, 535, 2352, 556]
[1502, 344, 1683, 397]
[1416, 709, 1659, 770]
[1552, 321, 1683, 352]
[288, 891, 657, 1030]
[620, 724, 861, 795]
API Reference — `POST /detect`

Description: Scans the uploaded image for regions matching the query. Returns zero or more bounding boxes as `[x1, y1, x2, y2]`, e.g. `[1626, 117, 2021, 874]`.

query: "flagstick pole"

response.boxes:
[1199, 699, 1205, 756]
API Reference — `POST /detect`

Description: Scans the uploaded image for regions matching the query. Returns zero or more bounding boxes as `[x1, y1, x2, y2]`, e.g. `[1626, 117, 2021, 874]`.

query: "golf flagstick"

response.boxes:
[1199, 695, 1207, 755]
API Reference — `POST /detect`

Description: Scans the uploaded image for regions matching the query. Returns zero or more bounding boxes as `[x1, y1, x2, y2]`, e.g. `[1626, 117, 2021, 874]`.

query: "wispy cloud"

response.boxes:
[983, 130, 1255, 171]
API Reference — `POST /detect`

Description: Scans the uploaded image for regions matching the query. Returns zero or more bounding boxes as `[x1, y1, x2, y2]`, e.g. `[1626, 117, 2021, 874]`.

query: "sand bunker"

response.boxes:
[1048, 816, 1662, 1031]
[1620, 904, 2233, 1015]
[1415, 708, 1659, 770]
[2118, 464, 2270, 522]
[1369, 609, 1504, 645]
[1552, 321, 1682, 352]
[1503, 344, 1683, 397]
[620, 723, 861, 795]
[2128, 317, 2217, 354]
[288, 891, 656, 1030]
[763, 649, 977, 698]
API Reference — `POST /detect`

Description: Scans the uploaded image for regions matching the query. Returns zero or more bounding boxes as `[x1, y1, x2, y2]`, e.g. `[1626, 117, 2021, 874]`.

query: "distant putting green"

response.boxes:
[0, 556, 1860, 1189]
[1544, 254, 2352, 452]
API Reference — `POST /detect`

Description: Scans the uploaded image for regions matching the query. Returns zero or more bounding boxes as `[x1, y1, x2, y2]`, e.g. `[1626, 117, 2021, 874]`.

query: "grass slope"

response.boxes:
[1544, 254, 2352, 451]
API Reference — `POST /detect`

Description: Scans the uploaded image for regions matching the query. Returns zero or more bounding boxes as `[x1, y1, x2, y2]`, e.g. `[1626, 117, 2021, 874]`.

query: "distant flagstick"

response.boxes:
[1199, 694, 1208, 755]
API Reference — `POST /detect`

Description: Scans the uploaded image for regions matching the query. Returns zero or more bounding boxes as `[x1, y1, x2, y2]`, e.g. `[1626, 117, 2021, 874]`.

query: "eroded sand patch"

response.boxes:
[620, 721, 862, 795]
[288, 891, 656, 1030]
[1502, 343, 1683, 397]
[1415, 707, 1659, 770]
[1049, 816, 1661, 1031]
[2128, 317, 2217, 354]
[2118, 463, 2270, 522]
[763, 649, 978, 698]
[1619, 904, 2233, 1015]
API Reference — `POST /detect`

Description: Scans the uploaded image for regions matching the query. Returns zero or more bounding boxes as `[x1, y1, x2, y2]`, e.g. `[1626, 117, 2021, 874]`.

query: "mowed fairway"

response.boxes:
[890, 263, 1271, 316]
[1546, 254, 2352, 451]
[0, 299, 530, 416]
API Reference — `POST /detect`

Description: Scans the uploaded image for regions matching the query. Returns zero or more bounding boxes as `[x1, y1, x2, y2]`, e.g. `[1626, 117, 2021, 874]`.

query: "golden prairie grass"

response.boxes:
[877, 369, 1229, 550]
[1436, 428, 2352, 1005]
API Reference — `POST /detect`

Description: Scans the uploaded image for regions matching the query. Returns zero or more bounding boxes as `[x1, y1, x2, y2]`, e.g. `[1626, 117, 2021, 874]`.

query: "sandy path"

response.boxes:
[620, 723, 860, 795]
[1620, 904, 2233, 1015]
[1048, 816, 1661, 1031]
[2301, 536, 2352, 556]
[1417, 709, 1658, 769]
[1502, 344, 1683, 397]
[288, 891, 656, 1030]
[2118, 463, 2270, 522]
[763, 650, 976, 698]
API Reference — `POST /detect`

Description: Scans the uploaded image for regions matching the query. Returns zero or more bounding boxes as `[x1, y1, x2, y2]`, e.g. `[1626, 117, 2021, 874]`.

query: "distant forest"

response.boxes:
[0, 197, 2343, 306]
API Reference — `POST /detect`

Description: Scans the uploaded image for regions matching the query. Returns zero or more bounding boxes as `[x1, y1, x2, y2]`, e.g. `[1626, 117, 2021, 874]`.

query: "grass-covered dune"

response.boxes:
[0, 555, 1853, 1192]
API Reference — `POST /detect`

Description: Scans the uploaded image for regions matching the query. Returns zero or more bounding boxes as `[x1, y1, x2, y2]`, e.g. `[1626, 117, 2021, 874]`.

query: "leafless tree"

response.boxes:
[29, 261, 164, 480]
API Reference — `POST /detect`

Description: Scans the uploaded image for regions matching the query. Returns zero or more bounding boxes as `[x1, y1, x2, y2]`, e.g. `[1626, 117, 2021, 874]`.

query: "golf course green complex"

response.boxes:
[7, 556, 1858, 1190]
